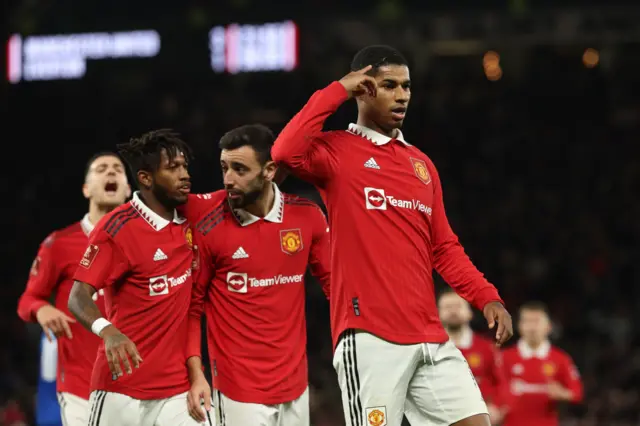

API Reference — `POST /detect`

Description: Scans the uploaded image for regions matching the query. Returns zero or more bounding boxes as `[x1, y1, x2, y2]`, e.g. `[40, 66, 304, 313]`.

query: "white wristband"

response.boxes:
[91, 318, 112, 336]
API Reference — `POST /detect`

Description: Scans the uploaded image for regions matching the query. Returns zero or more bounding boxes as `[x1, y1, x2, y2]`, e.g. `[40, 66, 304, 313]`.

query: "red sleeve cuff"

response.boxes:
[29, 300, 49, 321]
[475, 287, 505, 311]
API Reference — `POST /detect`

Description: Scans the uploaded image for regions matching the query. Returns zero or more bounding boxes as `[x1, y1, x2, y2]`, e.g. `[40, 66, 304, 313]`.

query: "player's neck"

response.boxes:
[138, 190, 175, 221]
[356, 115, 399, 139]
[523, 339, 546, 350]
[244, 184, 275, 218]
[87, 203, 116, 226]
[448, 325, 471, 344]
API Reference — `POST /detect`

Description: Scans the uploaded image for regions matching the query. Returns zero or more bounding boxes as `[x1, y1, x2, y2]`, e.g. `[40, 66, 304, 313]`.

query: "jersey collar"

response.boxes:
[232, 183, 284, 227]
[517, 339, 551, 359]
[348, 123, 410, 146]
[131, 191, 186, 231]
[80, 214, 95, 236]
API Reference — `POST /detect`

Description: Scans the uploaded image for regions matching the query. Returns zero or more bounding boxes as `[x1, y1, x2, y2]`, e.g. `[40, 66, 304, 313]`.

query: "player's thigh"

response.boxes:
[87, 390, 140, 426]
[279, 387, 309, 426]
[332, 329, 420, 426]
[215, 389, 278, 426]
[405, 340, 488, 426]
[57, 392, 89, 426]
[153, 391, 210, 426]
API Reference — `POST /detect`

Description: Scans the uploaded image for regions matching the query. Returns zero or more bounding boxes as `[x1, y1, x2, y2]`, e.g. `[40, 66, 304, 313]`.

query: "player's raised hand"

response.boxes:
[36, 305, 76, 341]
[338, 65, 377, 99]
[101, 326, 142, 376]
[483, 302, 513, 347]
[187, 375, 212, 422]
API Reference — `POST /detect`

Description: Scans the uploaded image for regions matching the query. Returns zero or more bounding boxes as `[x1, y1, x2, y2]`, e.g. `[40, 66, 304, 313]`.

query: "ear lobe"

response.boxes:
[264, 161, 277, 182]
[137, 170, 152, 189]
[82, 183, 90, 199]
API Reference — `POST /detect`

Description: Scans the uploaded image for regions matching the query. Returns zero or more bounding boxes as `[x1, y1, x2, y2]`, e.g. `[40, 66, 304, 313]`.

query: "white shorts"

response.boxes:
[57, 392, 90, 426]
[333, 330, 488, 426]
[88, 390, 209, 426]
[214, 387, 309, 426]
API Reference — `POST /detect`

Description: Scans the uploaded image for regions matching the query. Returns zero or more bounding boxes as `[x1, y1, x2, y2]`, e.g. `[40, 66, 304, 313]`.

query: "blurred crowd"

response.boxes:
[3, 11, 640, 424]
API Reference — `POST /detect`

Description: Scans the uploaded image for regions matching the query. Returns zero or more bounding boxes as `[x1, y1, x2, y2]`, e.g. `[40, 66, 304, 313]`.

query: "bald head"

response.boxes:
[438, 291, 473, 331]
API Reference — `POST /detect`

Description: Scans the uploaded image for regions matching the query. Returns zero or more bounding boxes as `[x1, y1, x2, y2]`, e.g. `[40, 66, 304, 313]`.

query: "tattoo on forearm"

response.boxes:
[68, 281, 103, 331]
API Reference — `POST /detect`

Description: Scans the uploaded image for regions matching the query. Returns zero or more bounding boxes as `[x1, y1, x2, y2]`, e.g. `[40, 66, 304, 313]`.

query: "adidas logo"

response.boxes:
[232, 247, 249, 259]
[364, 157, 380, 169]
[153, 248, 168, 261]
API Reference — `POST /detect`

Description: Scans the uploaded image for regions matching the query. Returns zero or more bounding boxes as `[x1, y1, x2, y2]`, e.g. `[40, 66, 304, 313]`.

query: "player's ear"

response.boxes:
[125, 183, 132, 198]
[82, 183, 91, 199]
[137, 170, 152, 189]
[263, 160, 277, 182]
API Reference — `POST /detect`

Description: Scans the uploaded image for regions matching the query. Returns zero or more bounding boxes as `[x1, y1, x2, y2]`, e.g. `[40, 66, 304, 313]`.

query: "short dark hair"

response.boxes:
[84, 151, 121, 181]
[218, 124, 274, 165]
[437, 287, 457, 302]
[351, 45, 408, 75]
[519, 301, 550, 316]
[116, 129, 193, 180]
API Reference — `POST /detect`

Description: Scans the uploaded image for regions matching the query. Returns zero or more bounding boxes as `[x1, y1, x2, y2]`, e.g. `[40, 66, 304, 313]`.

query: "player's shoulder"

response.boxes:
[192, 191, 231, 237]
[500, 344, 520, 360]
[282, 193, 325, 215]
[93, 202, 140, 240]
[319, 129, 353, 148]
[549, 345, 574, 363]
[189, 190, 227, 205]
[472, 332, 496, 349]
[41, 221, 83, 247]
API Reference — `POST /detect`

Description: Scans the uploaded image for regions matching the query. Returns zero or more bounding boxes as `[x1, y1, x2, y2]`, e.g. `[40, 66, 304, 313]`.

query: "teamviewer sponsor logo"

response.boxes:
[364, 186, 432, 216]
[227, 272, 304, 293]
[227, 272, 248, 293]
[365, 187, 387, 210]
[149, 275, 169, 296]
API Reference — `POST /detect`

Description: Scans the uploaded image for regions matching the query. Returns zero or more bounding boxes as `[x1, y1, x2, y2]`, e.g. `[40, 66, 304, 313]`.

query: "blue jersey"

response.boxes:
[36, 333, 62, 426]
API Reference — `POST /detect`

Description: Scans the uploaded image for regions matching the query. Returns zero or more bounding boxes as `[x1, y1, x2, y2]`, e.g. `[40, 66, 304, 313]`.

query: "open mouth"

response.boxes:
[178, 183, 191, 194]
[391, 107, 407, 120]
[104, 182, 118, 195]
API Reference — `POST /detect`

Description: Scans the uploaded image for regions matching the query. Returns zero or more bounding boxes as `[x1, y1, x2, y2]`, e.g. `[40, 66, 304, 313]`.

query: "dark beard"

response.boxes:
[151, 184, 184, 209]
[229, 174, 265, 209]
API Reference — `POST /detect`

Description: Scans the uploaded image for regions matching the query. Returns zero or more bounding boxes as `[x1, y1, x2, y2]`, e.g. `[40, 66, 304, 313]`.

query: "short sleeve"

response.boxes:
[73, 228, 130, 290]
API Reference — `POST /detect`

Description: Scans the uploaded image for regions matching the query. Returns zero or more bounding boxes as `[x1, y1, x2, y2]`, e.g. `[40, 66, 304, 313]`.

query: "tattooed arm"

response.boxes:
[68, 281, 142, 376]
[67, 281, 101, 331]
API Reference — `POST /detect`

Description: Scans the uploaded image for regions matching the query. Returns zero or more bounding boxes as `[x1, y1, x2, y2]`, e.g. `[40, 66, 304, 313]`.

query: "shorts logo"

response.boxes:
[364, 187, 387, 210]
[410, 157, 431, 185]
[280, 229, 303, 255]
[80, 245, 99, 269]
[149, 275, 169, 296]
[366, 406, 387, 426]
[227, 272, 248, 293]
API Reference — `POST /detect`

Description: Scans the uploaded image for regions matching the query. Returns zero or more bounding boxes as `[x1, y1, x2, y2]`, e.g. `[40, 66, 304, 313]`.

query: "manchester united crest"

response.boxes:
[467, 353, 482, 368]
[410, 157, 431, 186]
[280, 229, 303, 255]
[542, 362, 556, 377]
[366, 407, 387, 426]
[185, 228, 193, 248]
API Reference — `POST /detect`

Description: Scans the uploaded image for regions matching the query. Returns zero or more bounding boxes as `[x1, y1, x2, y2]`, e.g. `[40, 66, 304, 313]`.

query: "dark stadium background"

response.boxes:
[3, 0, 639, 424]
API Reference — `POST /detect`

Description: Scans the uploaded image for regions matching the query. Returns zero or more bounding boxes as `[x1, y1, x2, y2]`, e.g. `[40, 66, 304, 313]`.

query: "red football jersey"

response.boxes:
[17, 216, 106, 399]
[272, 81, 503, 348]
[501, 340, 583, 426]
[72, 192, 194, 400]
[183, 186, 331, 405]
[455, 328, 508, 407]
